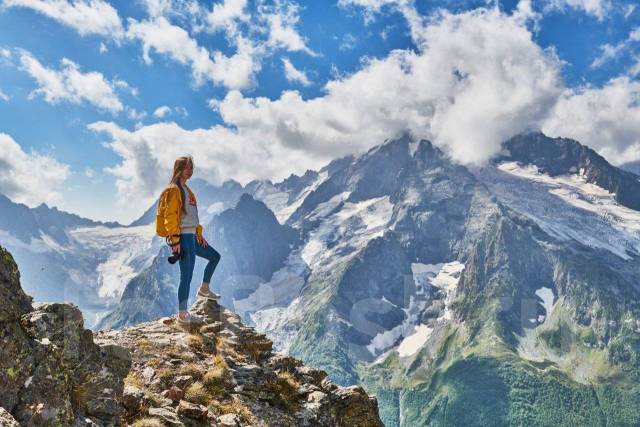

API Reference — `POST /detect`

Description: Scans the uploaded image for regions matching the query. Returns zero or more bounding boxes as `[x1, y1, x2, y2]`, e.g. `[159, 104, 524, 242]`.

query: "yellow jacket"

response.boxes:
[156, 184, 204, 244]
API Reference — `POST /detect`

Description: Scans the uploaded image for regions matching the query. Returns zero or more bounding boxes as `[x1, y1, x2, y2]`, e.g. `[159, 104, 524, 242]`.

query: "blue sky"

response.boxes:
[0, 0, 639, 224]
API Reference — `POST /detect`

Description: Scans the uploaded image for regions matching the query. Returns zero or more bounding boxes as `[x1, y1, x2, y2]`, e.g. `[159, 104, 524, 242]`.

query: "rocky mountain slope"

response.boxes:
[95, 132, 640, 425]
[0, 244, 383, 426]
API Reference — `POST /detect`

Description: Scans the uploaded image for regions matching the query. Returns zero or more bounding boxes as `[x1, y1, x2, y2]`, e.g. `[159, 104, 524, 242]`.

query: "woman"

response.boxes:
[161, 156, 221, 326]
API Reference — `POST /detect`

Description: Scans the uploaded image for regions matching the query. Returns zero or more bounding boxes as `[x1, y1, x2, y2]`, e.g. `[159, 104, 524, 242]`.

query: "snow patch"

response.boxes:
[409, 141, 420, 157]
[366, 261, 465, 357]
[206, 201, 225, 215]
[69, 224, 158, 299]
[478, 162, 640, 260]
[418, 261, 465, 321]
[397, 324, 433, 357]
[536, 287, 554, 320]
[276, 171, 329, 223]
[251, 297, 303, 353]
[301, 193, 393, 269]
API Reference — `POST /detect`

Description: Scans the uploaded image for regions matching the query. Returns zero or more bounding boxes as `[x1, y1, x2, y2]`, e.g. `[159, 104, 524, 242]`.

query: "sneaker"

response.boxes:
[197, 287, 220, 300]
[176, 312, 204, 327]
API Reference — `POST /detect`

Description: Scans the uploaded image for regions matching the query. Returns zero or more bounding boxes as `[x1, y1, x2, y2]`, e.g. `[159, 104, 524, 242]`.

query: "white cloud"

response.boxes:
[126, 17, 262, 89]
[338, 0, 426, 45]
[542, 77, 640, 165]
[338, 0, 411, 24]
[282, 57, 311, 86]
[3, 0, 124, 38]
[84, 166, 95, 178]
[89, 121, 242, 206]
[153, 105, 171, 118]
[99, 42, 108, 53]
[591, 27, 640, 68]
[625, 4, 636, 19]
[260, 0, 316, 56]
[0, 133, 70, 206]
[127, 107, 147, 120]
[339, 33, 357, 51]
[591, 42, 626, 68]
[93, 6, 565, 207]
[0, 88, 9, 101]
[19, 51, 125, 113]
[205, 0, 248, 33]
[629, 57, 640, 77]
[544, 0, 611, 20]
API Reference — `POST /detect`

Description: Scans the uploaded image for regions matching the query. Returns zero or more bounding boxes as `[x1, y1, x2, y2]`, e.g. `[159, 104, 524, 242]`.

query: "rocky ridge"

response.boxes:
[0, 245, 383, 426]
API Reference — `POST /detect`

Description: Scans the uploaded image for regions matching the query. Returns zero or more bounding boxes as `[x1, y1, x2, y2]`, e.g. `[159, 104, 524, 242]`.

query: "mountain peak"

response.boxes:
[497, 132, 640, 211]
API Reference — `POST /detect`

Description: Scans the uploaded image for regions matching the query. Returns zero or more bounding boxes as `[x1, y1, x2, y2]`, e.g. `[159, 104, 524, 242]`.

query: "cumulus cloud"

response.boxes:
[542, 77, 640, 165]
[126, 107, 147, 120]
[282, 57, 311, 86]
[591, 27, 640, 68]
[84, 166, 95, 178]
[127, 16, 262, 89]
[0, 133, 70, 205]
[153, 105, 171, 118]
[260, 0, 316, 55]
[3, 0, 124, 38]
[19, 51, 125, 112]
[94, 6, 566, 208]
[205, 0, 248, 33]
[89, 121, 241, 206]
[338, 0, 426, 44]
[544, 0, 611, 20]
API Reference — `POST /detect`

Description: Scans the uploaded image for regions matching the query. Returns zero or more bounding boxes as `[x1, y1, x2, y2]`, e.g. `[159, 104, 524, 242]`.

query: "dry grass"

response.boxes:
[185, 334, 204, 352]
[203, 365, 229, 396]
[146, 358, 163, 368]
[180, 363, 205, 380]
[149, 367, 174, 389]
[124, 372, 145, 389]
[269, 371, 301, 414]
[184, 381, 209, 405]
[212, 354, 228, 368]
[134, 338, 153, 352]
[210, 398, 254, 422]
[214, 336, 244, 361]
[131, 417, 164, 427]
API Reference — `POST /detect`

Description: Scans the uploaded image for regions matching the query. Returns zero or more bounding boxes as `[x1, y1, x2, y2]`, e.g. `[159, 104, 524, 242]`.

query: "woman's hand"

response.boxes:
[197, 236, 209, 247]
[172, 243, 181, 254]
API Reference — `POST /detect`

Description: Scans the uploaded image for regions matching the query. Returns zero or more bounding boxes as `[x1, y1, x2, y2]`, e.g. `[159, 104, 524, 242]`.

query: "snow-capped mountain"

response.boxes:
[205, 133, 640, 424]
[7, 132, 640, 425]
[0, 195, 142, 327]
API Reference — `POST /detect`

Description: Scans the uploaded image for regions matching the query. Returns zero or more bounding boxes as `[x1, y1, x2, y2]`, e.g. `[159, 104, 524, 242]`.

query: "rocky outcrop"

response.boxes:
[0, 244, 382, 426]
[96, 296, 383, 426]
[0, 245, 132, 426]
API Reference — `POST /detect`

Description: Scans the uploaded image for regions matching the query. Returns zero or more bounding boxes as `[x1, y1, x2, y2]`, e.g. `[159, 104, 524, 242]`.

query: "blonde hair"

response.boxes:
[169, 156, 193, 215]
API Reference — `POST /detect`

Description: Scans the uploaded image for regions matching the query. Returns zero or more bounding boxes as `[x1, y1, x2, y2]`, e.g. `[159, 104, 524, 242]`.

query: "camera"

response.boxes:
[168, 251, 181, 264]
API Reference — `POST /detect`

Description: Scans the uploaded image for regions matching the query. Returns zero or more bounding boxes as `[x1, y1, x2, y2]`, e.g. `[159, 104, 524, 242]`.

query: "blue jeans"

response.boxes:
[178, 233, 221, 311]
